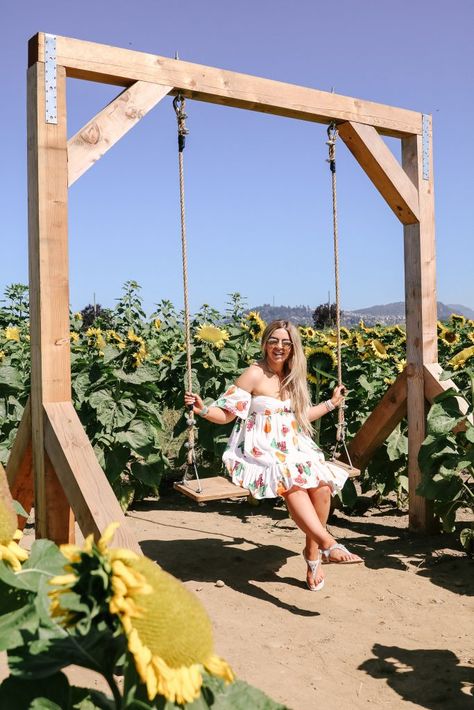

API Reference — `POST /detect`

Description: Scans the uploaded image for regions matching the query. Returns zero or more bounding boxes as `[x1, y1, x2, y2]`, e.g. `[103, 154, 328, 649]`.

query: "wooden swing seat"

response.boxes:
[173, 476, 250, 502]
[330, 460, 361, 478]
[174, 460, 359, 504]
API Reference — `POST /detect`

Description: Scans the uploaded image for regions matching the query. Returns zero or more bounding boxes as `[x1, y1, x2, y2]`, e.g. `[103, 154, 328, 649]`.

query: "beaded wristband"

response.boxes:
[324, 399, 336, 412]
[198, 405, 210, 417]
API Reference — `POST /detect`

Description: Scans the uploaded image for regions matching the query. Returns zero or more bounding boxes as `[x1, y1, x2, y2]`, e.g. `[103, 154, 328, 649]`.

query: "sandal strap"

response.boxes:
[303, 551, 321, 575]
[322, 542, 349, 559]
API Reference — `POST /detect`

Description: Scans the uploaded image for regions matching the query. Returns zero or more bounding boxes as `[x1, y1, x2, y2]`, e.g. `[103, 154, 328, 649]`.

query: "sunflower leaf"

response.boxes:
[0, 673, 70, 709]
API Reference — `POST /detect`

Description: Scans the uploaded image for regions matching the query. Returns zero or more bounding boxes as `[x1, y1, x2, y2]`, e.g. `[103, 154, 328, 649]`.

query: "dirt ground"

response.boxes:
[2, 492, 473, 709]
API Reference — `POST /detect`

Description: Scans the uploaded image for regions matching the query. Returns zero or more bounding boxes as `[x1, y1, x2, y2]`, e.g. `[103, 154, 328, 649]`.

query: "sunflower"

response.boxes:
[351, 332, 365, 349]
[70, 331, 79, 344]
[322, 333, 338, 346]
[50, 524, 233, 705]
[154, 318, 162, 331]
[447, 346, 474, 371]
[127, 330, 148, 366]
[390, 325, 406, 337]
[155, 355, 172, 365]
[439, 328, 460, 347]
[306, 346, 337, 384]
[195, 324, 230, 349]
[106, 330, 126, 350]
[5, 327, 20, 342]
[0, 470, 28, 571]
[298, 326, 307, 338]
[395, 358, 406, 373]
[450, 313, 466, 327]
[73, 312, 83, 321]
[243, 312, 266, 341]
[86, 327, 106, 351]
[369, 339, 390, 360]
[339, 326, 351, 341]
[468, 332, 474, 344]
[305, 327, 316, 339]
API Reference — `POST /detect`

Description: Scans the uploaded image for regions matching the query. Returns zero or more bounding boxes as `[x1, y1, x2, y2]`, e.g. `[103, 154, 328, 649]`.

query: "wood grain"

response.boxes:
[29, 33, 422, 137]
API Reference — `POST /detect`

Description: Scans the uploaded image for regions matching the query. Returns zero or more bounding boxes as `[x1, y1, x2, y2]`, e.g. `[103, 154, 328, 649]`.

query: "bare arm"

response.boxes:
[184, 366, 262, 425]
[184, 392, 236, 424]
[308, 385, 346, 423]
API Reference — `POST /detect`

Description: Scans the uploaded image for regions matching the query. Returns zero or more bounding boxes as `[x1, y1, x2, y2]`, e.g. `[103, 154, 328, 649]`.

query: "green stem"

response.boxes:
[104, 672, 123, 709]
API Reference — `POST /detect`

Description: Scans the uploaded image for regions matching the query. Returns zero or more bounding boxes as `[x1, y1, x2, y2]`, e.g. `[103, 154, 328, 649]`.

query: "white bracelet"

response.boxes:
[198, 405, 210, 417]
[324, 399, 335, 412]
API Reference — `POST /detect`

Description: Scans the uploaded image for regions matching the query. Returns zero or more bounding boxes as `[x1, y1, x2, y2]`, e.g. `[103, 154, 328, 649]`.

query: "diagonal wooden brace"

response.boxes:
[68, 81, 172, 185]
[44, 401, 141, 553]
[6, 398, 33, 530]
[338, 121, 420, 225]
[346, 368, 408, 471]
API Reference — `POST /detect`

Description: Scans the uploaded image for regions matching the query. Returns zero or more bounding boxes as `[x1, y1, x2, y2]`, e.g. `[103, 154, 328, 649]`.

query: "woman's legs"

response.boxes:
[284, 486, 335, 588]
[304, 485, 332, 586]
[306, 484, 362, 563]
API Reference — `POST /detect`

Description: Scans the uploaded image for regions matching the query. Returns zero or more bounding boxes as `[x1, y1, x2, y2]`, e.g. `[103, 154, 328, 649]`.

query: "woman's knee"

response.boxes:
[309, 484, 331, 503]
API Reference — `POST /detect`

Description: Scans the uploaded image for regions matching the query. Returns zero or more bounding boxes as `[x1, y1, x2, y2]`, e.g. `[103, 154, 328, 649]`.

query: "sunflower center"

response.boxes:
[128, 558, 214, 668]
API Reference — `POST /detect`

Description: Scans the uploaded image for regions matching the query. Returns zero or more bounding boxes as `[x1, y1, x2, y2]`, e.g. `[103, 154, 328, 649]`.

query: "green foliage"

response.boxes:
[0, 538, 287, 709]
[1, 283, 474, 525]
[418, 381, 474, 546]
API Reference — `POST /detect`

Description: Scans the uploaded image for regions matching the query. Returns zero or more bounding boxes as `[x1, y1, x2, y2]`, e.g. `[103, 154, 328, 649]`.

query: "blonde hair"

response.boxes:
[261, 320, 312, 434]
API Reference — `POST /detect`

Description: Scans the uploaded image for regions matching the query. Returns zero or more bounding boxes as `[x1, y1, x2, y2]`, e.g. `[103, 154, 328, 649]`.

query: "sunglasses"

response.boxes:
[267, 337, 293, 350]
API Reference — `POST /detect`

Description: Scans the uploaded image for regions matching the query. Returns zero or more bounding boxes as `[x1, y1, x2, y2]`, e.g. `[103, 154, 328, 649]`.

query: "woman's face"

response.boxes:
[265, 327, 293, 368]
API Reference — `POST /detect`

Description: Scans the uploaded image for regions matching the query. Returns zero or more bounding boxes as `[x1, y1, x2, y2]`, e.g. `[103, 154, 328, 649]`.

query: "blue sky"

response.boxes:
[1, 0, 473, 315]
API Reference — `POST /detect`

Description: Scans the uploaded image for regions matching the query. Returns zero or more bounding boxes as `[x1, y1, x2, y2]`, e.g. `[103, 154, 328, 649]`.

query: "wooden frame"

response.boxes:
[6, 32, 455, 541]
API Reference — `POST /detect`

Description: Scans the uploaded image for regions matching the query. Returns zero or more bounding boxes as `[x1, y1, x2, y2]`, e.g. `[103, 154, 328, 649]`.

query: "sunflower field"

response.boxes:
[0, 282, 473, 545]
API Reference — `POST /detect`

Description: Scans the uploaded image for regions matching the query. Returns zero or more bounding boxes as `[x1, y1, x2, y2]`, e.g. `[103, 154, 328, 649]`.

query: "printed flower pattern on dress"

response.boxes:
[211, 387, 348, 499]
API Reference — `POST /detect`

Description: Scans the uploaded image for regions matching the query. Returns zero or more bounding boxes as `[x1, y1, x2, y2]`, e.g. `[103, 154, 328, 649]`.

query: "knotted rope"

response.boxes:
[327, 123, 354, 468]
[173, 94, 202, 489]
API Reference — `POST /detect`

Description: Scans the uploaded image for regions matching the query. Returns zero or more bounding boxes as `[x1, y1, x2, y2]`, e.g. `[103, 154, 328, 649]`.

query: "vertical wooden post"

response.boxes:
[402, 117, 438, 532]
[27, 61, 74, 543]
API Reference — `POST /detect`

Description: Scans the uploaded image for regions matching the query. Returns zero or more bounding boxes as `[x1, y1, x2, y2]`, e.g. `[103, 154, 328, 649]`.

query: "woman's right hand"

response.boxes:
[184, 391, 205, 415]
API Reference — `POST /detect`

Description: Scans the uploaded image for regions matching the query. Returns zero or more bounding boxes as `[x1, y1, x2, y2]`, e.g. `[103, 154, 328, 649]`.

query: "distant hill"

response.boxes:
[248, 301, 474, 327]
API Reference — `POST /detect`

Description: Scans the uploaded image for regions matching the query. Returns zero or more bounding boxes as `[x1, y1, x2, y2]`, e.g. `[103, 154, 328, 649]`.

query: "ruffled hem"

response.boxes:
[223, 453, 347, 499]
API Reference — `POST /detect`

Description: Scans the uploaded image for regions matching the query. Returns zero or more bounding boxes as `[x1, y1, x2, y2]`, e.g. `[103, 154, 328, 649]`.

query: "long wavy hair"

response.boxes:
[261, 320, 312, 434]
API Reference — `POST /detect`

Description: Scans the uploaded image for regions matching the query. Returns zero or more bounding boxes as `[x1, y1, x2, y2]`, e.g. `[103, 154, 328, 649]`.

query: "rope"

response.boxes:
[173, 94, 202, 490]
[326, 123, 354, 468]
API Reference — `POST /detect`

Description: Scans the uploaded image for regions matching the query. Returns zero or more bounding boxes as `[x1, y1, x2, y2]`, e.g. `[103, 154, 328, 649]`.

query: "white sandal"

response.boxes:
[302, 550, 325, 591]
[321, 542, 363, 564]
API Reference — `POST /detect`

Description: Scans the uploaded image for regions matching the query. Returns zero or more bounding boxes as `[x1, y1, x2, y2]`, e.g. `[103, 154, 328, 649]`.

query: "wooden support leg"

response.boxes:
[402, 125, 438, 533]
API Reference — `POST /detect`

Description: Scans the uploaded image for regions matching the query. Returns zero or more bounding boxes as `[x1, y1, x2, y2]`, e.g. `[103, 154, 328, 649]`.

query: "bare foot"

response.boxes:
[322, 543, 363, 564]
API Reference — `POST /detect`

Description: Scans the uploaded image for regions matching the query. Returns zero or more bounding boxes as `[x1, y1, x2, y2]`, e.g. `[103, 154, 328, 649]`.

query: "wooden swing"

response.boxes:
[9, 33, 446, 542]
[173, 101, 359, 503]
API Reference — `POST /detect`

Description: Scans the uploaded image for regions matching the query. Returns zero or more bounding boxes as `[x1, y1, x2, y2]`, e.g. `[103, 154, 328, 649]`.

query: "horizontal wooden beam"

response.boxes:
[424, 362, 472, 432]
[68, 81, 172, 185]
[347, 368, 408, 470]
[44, 401, 141, 553]
[338, 122, 420, 224]
[29, 33, 422, 137]
[6, 399, 33, 529]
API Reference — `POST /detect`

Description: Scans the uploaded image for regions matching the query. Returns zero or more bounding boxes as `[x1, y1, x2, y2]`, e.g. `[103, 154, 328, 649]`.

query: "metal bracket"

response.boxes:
[44, 34, 57, 124]
[422, 114, 430, 181]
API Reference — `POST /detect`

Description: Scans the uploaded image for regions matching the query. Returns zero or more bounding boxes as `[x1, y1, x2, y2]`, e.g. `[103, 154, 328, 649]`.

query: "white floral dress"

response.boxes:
[212, 385, 348, 499]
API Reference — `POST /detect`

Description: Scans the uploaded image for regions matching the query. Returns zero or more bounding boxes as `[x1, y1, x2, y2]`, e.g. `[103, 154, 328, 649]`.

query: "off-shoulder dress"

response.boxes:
[212, 385, 348, 499]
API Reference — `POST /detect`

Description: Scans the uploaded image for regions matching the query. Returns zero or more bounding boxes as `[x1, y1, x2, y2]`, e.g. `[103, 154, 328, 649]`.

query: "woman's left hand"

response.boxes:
[331, 384, 346, 407]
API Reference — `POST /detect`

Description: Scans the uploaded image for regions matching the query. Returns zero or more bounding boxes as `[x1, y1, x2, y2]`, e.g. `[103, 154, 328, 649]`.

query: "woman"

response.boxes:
[185, 320, 362, 591]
